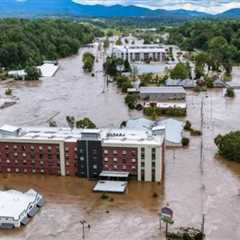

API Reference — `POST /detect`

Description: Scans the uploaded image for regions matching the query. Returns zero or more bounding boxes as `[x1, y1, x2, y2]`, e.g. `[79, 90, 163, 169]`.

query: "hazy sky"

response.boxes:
[73, 0, 240, 14]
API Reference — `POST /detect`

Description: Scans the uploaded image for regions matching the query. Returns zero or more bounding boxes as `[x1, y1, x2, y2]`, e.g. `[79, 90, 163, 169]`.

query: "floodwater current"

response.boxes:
[0, 45, 240, 240]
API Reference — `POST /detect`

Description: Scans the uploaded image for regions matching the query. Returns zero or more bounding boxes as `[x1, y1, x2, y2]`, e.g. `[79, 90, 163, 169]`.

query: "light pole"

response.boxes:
[80, 220, 91, 240]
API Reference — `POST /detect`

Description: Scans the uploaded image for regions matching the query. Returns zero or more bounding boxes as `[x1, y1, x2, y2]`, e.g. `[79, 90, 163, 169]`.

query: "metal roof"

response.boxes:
[140, 86, 186, 94]
[0, 125, 21, 133]
[99, 171, 130, 178]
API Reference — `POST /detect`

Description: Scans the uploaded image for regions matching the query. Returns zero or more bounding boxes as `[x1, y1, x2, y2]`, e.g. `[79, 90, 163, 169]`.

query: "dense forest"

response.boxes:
[0, 18, 103, 69]
[168, 20, 240, 63]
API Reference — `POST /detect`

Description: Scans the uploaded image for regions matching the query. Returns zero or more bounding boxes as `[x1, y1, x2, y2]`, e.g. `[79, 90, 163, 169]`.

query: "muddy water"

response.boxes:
[0, 45, 240, 239]
[0, 45, 139, 128]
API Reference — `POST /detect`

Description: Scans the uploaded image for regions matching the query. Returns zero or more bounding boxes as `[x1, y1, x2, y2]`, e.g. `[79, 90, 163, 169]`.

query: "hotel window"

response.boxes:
[32, 169, 36, 173]
[113, 157, 118, 162]
[65, 147, 69, 151]
[13, 145, 17, 149]
[80, 156, 84, 161]
[79, 148, 84, 154]
[104, 149, 108, 154]
[39, 146, 43, 150]
[113, 165, 118, 169]
[104, 157, 108, 162]
[23, 160, 27, 164]
[7, 168, 11, 172]
[30, 145, 35, 150]
[122, 165, 126, 170]
[66, 170, 70, 175]
[14, 152, 18, 157]
[6, 159, 10, 163]
[92, 149, 97, 154]
[93, 164, 97, 170]
[74, 147, 77, 152]
[15, 168, 19, 173]
[5, 145, 9, 150]
[132, 166, 136, 169]
[48, 146, 52, 150]
[132, 158, 136, 163]
[22, 146, 26, 151]
[40, 161, 44, 165]
[40, 169, 44, 173]
[113, 150, 118, 155]
[22, 153, 26, 157]
[152, 148, 156, 161]
[15, 160, 18, 163]
[104, 164, 108, 168]
[66, 161, 69, 166]
[24, 169, 27, 173]
[39, 154, 43, 159]
[122, 150, 127, 155]
[141, 148, 145, 160]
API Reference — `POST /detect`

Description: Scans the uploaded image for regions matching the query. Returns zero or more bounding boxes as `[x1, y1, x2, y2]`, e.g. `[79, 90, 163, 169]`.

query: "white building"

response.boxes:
[101, 129, 165, 182]
[112, 44, 166, 63]
[0, 189, 44, 228]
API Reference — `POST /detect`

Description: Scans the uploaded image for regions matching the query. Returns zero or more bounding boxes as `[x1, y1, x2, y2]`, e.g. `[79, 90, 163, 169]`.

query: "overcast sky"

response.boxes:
[73, 0, 240, 14]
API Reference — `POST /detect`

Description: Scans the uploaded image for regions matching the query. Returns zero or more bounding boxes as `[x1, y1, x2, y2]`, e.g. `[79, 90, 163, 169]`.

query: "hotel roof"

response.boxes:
[0, 125, 164, 146]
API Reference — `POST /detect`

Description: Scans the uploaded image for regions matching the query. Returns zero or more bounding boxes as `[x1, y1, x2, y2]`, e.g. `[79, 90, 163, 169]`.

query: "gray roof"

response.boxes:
[165, 79, 197, 88]
[126, 118, 154, 130]
[140, 86, 186, 94]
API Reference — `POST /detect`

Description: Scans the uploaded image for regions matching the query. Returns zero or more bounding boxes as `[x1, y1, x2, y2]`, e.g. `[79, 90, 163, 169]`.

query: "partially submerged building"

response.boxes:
[125, 118, 184, 147]
[112, 45, 166, 62]
[0, 125, 165, 183]
[139, 86, 186, 101]
[0, 189, 44, 229]
[165, 79, 197, 89]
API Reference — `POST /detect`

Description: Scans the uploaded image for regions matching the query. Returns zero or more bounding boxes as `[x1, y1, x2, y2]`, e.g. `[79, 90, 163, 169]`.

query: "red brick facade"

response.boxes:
[0, 142, 61, 175]
[64, 142, 78, 176]
[102, 147, 138, 175]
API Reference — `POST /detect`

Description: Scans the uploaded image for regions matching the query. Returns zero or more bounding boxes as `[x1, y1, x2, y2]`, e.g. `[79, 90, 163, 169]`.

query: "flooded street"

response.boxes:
[0, 45, 240, 239]
[0, 44, 138, 128]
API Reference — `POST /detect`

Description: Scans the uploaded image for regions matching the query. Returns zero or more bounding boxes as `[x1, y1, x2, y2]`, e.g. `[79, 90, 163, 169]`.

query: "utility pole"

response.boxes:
[80, 220, 91, 240]
[201, 214, 205, 236]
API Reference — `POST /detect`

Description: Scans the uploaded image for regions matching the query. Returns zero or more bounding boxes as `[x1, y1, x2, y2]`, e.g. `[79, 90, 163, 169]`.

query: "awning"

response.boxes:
[28, 206, 40, 217]
[99, 171, 130, 178]
[37, 198, 45, 208]
[93, 180, 128, 193]
[21, 216, 31, 225]
[0, 223, 15, 229]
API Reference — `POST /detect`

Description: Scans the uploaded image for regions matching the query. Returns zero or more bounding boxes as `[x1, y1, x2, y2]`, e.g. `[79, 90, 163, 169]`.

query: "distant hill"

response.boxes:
[0, 0, 210, 18]
[218, 8, 240, 17]
[0, 0, 240, 18]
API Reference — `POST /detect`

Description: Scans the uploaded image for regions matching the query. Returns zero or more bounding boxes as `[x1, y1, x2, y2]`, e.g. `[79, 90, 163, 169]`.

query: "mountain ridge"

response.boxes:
[0, 0, 239, 18]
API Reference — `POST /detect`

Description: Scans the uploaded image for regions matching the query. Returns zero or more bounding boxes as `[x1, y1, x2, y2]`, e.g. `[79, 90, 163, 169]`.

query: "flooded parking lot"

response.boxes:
[0, 45, 240, 239]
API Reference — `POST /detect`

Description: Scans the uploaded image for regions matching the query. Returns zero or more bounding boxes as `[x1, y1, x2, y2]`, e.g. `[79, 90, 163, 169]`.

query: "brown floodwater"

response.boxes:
[0, 45, 240, 239]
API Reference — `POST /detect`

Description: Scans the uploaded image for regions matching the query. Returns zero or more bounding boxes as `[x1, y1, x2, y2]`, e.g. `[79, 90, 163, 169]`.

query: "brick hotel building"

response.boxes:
[0, 125, 165, 182]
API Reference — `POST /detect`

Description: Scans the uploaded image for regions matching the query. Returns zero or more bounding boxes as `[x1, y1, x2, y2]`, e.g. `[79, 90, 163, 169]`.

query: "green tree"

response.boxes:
[215, 132, 240, 162]
[76, 118, 96, 129]
[25, 66, 41, 80]
[125, 94, 138, 109]
[82, 52, 95, 73]
[170, 63, 189, 80]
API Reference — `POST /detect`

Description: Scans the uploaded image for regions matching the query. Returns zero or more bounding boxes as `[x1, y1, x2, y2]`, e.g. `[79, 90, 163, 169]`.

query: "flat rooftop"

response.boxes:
[113, 45, 166, 53]
[0, 125, 164, 146]
[140, 86, 186, 94]
[0, 189, 40, 220]
[93, 180, 128, 193]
